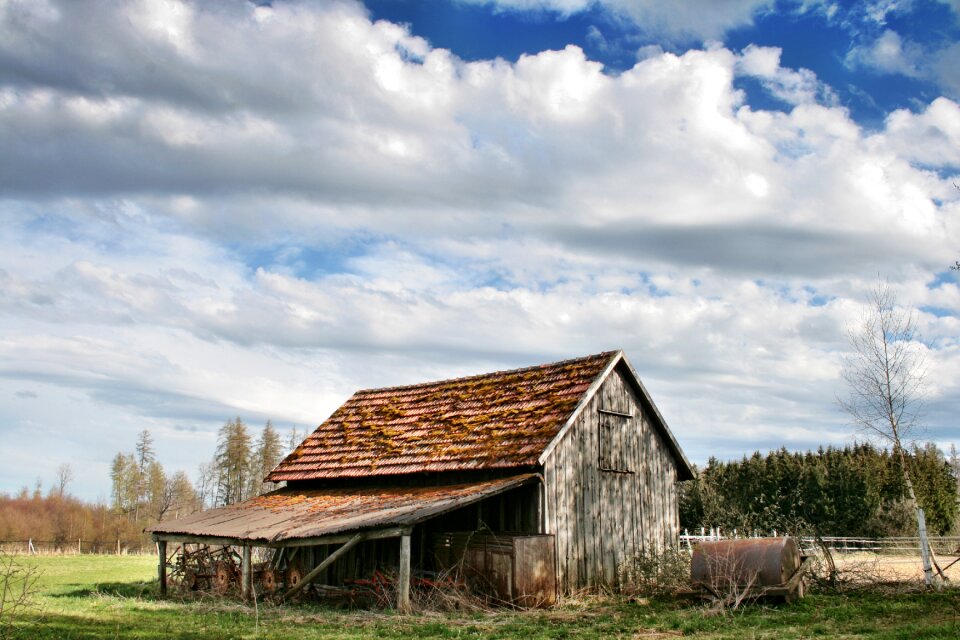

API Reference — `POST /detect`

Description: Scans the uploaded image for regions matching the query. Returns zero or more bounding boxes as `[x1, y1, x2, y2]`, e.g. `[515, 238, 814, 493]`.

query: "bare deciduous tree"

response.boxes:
[838, 282, 937, 586]
[53, 463, 73, 498]
[839, 283, 925, 450]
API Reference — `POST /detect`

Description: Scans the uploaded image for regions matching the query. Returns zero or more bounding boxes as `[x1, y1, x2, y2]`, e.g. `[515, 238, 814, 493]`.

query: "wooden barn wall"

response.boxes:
[542, 365, 680, 592]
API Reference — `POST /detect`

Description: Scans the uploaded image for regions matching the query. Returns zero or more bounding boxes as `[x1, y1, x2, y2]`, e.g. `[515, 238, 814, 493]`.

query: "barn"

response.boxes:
[148, 350, 694, 607]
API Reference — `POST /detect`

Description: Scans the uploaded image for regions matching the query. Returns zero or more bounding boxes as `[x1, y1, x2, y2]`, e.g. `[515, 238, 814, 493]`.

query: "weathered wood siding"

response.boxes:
[542, 364, 680, 592]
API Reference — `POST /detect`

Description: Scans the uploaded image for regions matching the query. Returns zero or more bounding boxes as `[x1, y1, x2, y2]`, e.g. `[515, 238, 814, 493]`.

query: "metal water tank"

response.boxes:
[690, 537, 801, 587]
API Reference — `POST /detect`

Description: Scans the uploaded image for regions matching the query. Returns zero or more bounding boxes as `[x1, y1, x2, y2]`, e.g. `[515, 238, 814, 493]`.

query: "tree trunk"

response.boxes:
[895, 445, 935, 587]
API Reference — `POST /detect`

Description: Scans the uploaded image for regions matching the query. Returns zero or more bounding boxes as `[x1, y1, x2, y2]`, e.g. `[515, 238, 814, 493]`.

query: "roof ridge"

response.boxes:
[353, 350, 619, 395]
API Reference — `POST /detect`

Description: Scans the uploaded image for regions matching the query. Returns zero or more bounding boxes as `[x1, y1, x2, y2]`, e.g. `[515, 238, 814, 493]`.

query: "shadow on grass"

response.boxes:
[11, 609, 216, 640]
[53, 580, 159, 600]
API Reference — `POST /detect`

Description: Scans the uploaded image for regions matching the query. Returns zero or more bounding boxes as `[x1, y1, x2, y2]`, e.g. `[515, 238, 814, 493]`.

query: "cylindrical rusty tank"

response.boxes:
[691, 537, 800, 587]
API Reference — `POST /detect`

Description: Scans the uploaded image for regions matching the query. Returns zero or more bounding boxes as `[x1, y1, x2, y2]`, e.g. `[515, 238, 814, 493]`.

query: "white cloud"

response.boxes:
[882, 97, 960, 167]
[934, 42, 960, 99]
[845, 29, 925, 77]
[461, 0, 776, 41]
[738, 44, 836, 106]
[0, 0, 958, 498]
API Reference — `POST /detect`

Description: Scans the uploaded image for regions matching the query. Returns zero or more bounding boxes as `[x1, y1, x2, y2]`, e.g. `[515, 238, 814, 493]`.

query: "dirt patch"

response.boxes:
[832, 553, 960, 583]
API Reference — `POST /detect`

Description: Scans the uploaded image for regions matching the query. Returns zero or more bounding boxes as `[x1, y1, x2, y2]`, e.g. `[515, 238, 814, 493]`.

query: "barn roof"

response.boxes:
[267, 351, 616, 482]
[147, 474, 537, 545]
[268, 350, 693, 482]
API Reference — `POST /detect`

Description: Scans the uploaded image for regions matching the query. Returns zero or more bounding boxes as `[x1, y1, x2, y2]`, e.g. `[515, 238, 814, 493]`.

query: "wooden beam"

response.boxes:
[153, 526, 410, 550]
[598, 408, 632, 418]
[241, 545, 251, 601]
[158, 540, 167, 597]
[282, 533, 365, 601]
[277, 527, 409, 548]
[398, 533, 411, 613]
[152, 534, 251, 547]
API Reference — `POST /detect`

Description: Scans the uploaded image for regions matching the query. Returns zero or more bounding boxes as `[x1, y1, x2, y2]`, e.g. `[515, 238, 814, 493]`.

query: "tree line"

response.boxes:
[110, 419, 290, 523]
[679, 443, 960, 537]
[0, 417, 296, 551]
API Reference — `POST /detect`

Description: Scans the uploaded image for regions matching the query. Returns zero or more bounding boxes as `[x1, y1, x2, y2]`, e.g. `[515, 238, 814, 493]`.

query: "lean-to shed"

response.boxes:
[148, 350, 693, 603]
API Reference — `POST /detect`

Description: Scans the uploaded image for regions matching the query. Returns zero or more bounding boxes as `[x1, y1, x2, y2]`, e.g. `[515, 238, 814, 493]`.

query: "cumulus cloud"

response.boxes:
[738, 44, 836, 106]
[461, 0, 776, 41]
[0, 0, 958, 497]
[882, 97, 960, 167]
[844, 29, 925, 77]
[934, 42, 960, 99]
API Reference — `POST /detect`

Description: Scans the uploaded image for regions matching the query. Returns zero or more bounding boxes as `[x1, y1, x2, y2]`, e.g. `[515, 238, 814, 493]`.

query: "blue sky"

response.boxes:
[365, 1, 959, 124]
[0, 0, 958, 501]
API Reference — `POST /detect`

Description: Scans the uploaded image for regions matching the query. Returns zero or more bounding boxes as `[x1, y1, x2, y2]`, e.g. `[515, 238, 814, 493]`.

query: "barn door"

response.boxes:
[597, 373, 638, 590]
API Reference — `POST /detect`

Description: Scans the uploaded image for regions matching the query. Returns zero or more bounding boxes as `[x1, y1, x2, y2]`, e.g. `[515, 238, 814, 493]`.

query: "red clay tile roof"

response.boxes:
[267, 351, 618, 481]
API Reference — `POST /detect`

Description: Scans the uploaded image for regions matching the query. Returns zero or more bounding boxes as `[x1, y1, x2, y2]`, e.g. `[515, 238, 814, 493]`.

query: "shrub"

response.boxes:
[618, 547, 691, 597]
[0, 552, 42, 639]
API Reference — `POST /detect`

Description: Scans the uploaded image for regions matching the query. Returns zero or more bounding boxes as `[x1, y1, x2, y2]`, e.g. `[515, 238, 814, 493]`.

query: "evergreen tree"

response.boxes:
[109, 452, 138, 517]
[168, 471, 200, 519]
[146, 460, 170, 521]
[214, 417, 253, 506]
[133, 430, 155, 521]
[250, 420, 284, 497]
[679, 443, 959, 537]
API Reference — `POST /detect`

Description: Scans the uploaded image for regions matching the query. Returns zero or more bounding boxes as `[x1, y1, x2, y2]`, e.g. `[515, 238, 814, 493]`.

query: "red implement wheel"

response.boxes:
[213, 562, 233, 594]
[285, 564, 304, 591]
[261, 568, 278, 593]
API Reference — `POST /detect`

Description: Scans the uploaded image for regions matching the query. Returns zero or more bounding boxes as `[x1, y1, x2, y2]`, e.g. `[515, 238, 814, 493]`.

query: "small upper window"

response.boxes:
[598, 408, 633, 473]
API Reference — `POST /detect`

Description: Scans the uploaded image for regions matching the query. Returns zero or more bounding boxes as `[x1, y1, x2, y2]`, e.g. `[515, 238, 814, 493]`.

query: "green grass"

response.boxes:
[4, 555, 960, 639]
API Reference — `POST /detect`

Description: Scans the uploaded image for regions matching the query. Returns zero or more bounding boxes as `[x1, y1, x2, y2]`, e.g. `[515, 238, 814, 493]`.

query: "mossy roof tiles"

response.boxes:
[267, 351, 617, 481]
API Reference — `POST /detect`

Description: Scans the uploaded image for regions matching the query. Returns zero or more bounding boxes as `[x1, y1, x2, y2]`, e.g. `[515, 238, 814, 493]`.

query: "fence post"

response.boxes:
[917, 508, 935, 588]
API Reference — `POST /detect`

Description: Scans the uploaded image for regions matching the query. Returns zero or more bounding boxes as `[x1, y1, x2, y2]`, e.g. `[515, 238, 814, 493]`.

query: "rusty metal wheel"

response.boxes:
[260, 568, 278, 593]
[285, 564, 304, 591]
[213, 562, 233, 593]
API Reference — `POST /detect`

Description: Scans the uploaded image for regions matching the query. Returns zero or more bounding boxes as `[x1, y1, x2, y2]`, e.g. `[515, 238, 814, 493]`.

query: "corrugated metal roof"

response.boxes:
[267, 352, 617, 481]
[147, 474, 537, 544]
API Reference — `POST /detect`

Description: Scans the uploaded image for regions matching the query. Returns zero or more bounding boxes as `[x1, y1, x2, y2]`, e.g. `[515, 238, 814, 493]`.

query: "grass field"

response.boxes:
[3, 554, 960, 639]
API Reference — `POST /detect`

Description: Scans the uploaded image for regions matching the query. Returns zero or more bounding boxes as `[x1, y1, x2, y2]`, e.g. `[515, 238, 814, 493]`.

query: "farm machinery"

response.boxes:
[163, 544, 293, 596]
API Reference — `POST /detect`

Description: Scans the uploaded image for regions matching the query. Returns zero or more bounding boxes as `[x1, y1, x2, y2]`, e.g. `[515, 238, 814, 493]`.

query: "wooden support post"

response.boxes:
[158, 540, 167, 597]
[398, 533, 411, 613]
[282, 533, 365, 601]
[537, 483, 545, 534]
[241, 545, 252, 601]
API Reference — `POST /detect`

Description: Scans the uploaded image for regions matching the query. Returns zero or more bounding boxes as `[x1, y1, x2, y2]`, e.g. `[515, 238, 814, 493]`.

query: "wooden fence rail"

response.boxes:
[679, 529, 960, 555]
[0, 539, 154, 555]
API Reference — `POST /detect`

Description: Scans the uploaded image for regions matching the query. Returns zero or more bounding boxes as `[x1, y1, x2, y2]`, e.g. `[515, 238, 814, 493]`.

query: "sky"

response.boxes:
[1, 0, 958, 502]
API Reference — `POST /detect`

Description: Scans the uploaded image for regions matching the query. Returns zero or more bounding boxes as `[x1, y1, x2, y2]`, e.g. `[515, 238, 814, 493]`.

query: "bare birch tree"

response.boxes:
[838, 282, 937, 585]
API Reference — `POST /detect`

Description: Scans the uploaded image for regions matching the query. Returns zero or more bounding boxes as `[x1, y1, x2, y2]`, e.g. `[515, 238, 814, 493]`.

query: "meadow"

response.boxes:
[4, 554, 960, 639]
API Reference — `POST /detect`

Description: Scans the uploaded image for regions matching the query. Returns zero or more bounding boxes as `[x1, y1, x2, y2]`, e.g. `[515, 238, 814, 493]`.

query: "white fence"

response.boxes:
[679, 529, 960, 555]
